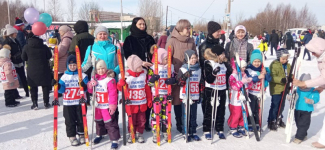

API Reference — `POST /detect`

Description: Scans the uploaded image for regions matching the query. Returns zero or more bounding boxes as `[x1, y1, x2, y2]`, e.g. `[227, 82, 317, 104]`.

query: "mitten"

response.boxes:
[51, 79, 57, 86]
[147, 100, 152, 108]
[79, 81, 87, 89]
[117, 79, 126, 91]
[241, 77, 252, 84]
[212, 66, 220, 75]
[87, 80, 97, 93]
[109, 104, 117, 115]
[165, 78, 177, 85]
[148, 74, 160, 86]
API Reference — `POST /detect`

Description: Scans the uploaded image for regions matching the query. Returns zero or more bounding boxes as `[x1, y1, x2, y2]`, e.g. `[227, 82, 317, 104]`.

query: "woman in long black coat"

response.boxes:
[22, 33, 52, 109]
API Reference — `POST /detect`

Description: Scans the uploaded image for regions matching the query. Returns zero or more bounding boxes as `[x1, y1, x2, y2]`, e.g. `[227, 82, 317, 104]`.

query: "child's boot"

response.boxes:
[69, 136, 79, 146]
[136, 132, 145, 143]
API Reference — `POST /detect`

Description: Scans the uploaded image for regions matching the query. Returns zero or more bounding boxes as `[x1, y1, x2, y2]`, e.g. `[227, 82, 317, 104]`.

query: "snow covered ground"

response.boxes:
[0, 47, 323, 150]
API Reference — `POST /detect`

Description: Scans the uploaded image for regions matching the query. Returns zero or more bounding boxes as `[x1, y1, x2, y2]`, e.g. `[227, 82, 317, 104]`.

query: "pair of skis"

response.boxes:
[285, 47, 303, 143]
[210, 75, 219, 143]
[235, 53, 261, 141]
[183, 53, 191, 143]
[258, 52, 266, 136]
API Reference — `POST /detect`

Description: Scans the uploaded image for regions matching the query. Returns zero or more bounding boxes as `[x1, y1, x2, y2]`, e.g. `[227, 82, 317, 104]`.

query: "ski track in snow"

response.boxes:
[0, 47, 322, 150]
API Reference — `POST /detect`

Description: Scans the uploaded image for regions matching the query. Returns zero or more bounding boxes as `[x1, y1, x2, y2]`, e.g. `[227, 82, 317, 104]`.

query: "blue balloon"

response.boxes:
[38, 13, 52, 27]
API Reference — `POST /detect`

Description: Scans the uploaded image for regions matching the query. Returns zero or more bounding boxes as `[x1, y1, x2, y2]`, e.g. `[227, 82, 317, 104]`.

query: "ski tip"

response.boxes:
[85, 142, 89, 146]
[157, 142, 160, 146]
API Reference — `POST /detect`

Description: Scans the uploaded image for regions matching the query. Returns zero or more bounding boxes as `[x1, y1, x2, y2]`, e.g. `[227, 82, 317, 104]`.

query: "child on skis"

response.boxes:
[258, 38, 268, 59]
[147, 48, 176, 143]
[245, 50, 272, 132]
[202, 45, 232, 140]
[0, 45, 20, 107]
[227, 58, 252, 138]
[293, 73, 319, 144]
[117, 55, 152, 143]
[176, 50, 201, 141]
[52, 55, 88, 146]
[87, 60, 120, 149]
[268, 48, 292, 131]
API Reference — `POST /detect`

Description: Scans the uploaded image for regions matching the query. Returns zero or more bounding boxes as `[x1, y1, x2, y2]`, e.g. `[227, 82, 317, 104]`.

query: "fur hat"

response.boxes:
[94, 26, 108, 38]
[235, 25, 246, 34]
[207, 21, 221, 35]
[211, 45, 225, 56]
[204, 47, 227, 63]
[4, 24, 18, 36]
[306, 37, 325, 56]
[15, 17, 24, 26]
[0, 45, 11, 58]
[127, 55, 143, 72]
[276, 48, 290, 59]
[96, 59, 107, 70]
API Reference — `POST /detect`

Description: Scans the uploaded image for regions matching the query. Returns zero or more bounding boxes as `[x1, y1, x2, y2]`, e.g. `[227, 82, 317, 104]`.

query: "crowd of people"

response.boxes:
[1, 16, 325, 150]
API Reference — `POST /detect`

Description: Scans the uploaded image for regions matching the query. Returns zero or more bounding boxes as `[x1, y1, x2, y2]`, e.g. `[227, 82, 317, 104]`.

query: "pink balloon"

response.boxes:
[32, 22, 47, 36]
[24, 8, 39, 24]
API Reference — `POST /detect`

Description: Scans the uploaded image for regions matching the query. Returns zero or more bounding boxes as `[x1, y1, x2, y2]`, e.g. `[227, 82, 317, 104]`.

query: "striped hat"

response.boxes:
[15, 17, 24, 26]
[276, 48, 289, 59]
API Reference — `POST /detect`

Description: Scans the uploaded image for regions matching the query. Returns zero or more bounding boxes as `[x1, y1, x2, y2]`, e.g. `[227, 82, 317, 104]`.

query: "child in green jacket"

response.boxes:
[268, 48, 292, 131]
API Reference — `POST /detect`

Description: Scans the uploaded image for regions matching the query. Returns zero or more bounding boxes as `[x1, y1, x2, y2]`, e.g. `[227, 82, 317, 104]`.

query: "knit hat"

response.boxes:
[15, 17, 24, 26]
[239, 59, 247, 68]
[66, 55, 76, 65]
[0, 45, 11, 58]
[94, 26, 108, 37]
[96, 59, 107, 70]
[250, 49, 263, 64]
[276, 48, 290, 59]
[235, 25, 246, 34]
[25, 24, 32, 30]
[4, 24, 18, 36]
[59, 25, 71, 34]
[184, 50, 196, 63]
[207, 21, 221, 35]
[211, 45, 225, 56]
[306, 37, 325, 56]
[127, 55, 143, 72]
[299, 73, 311, 91]
[157, 48, 167, 64]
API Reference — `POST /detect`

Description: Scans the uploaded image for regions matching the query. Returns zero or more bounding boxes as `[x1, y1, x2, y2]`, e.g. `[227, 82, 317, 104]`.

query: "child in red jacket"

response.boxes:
[117, 55, 152, 143]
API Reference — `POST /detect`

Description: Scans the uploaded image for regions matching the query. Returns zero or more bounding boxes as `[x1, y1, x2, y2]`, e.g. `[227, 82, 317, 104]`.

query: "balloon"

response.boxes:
[32, 22, 47, 36]
[38, 13, 52, 27]
[24, 8, 39, 24]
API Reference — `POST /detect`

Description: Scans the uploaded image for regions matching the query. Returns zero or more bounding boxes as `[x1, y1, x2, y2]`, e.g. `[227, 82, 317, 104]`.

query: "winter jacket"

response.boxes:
[269, 60, 292, 95]
[22, 36, 52, 87]
[68, 21, 95, 62]
[82, 40, 120, 81]
[58, 31, 73, 73]
[0, 57, 19, 90]
[123, 34, 156, 62]
[157, 35, 167, 48]
[165, 28, 196, 105]
[283, 32, 294, 49]
[304, 37, 325, 88]
[258, 42, 268, 52]
[269, 30, 280, 45]
[225, 40, 254, 64]
[199, 34, 220, 70]
[303, 33, 313, 45]
[229, 72, 252, 106]
[265, 34, 270, 42]
[13, 25, 26, 48]
[3, 37, 23, 65]
[296, 88, 319, 112]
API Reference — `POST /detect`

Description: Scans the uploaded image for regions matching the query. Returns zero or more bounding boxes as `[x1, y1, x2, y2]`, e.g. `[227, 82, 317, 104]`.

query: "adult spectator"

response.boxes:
[292, 37, 325, 149]
[54, 29, 61, 44]
[302, 31, 312, 61]
[3, 24, 29, 98]
[157, 31, 167, 48]
[264, 32, 270, 43]
[123, 17, 156, 131]
[22, 32, 52, 109]
[165, 19, 196, 133]
[225, 25, 254, 63]
[283, 32, 294, 50]
[13, 17, 26, 48]
[269, 29, 280, 56]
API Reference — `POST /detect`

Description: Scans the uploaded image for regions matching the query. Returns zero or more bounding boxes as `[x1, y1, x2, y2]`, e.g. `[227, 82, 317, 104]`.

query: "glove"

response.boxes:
[180, 71, 192, 82]
[79, 81, 87, 89]
[109, 104, 117, 115]
[88, 79, 98, 87]
[148, 100, 152, 108]
[288, 77, 293, 82]
[241, 77, 252, 84]
[281, 78, 287, 84]
[148, 74, 160, 86]
[305, 97, 314, 104]
[189, 99, 193, 105]
[51, 79, 57, 86]
[117, 79, 126, 91]
[165, 78, 177, 85]
[212, 66, 220, 75]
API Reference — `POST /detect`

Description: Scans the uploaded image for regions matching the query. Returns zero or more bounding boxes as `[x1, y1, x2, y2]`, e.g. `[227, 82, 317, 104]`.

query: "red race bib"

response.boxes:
[158, 78, 167, 90]
[96, 92, 109, 104]
[251, 82, 262, 91]
[64, 87, 81, 100]
[129, 88, 146, 100]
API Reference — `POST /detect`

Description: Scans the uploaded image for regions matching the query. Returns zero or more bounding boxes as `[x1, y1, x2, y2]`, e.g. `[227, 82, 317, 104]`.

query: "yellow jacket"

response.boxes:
[258, 42, 268, 52]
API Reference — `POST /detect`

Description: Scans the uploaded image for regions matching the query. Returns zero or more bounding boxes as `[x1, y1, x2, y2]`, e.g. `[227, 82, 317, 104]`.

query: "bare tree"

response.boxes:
[78, 1, 100, 21]
[48, 0, 63, 21]
[138, 0, 164, 35]
[67, 0, 76, 21]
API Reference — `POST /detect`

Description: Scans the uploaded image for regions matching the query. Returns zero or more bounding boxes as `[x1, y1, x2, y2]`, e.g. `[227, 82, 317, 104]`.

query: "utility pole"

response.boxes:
[166, 6, 168, 30]
[120, 0, 124, 41]
[7, 0, 10, 24]
[226, 0, 232, 40]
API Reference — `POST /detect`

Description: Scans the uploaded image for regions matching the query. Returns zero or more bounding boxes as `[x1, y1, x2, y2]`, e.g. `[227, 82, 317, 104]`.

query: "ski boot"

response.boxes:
[163, 133, 168, 142]
[93, 135, 103, 144]
[248, 126, 260, 132]
[204, 132, 212, 140]
[217, 131, 226, 139]
[128, 134, 134, 143]
[69, 136, 79, 146]
[269, 121, 277, 131]
[152, 133, 157, 143]
[190, 134, 201, 141]
[111, 141, 118, 150]
[278, 119, 286, 128]
[238, 126, 247, 136]
[136, 132, 144, 143]
[230, 128, 242, 138]
[79, 134, 85, 144]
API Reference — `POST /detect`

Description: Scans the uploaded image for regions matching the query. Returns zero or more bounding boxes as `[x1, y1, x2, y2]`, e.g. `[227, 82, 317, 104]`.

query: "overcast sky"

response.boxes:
[20, 0, 325, 26]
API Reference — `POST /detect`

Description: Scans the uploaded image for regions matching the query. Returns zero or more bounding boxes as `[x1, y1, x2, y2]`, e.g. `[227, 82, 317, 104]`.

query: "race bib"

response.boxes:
[158, 78, 167, 90]
[129, 88, 146, 100]
[96, 92, 109, 104]
[64, 87, 81, 100]
[251, 82, 262, 91]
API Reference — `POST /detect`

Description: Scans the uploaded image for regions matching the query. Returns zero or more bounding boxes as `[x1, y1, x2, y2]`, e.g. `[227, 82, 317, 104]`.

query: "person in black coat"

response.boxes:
[2, 24, 29, 98]
[22, 33, 52, 110]
[123, 17, 156, 131]
[268, 29, 279, 55]
[283, 32, 294, 50]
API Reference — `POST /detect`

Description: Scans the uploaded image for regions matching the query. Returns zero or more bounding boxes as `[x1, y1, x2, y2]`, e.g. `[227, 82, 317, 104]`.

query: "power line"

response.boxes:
[200, 0, 216, 18]
[168, 6, 206, 20]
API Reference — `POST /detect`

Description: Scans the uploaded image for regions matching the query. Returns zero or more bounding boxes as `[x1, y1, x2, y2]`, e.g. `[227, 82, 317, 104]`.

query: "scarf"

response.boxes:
[130, 22, 148, 38]
[127, 69, 144, 77]
[181, 63, 200, 71]
[247, 64, 261, 76]
[232, 37, 248, 62]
